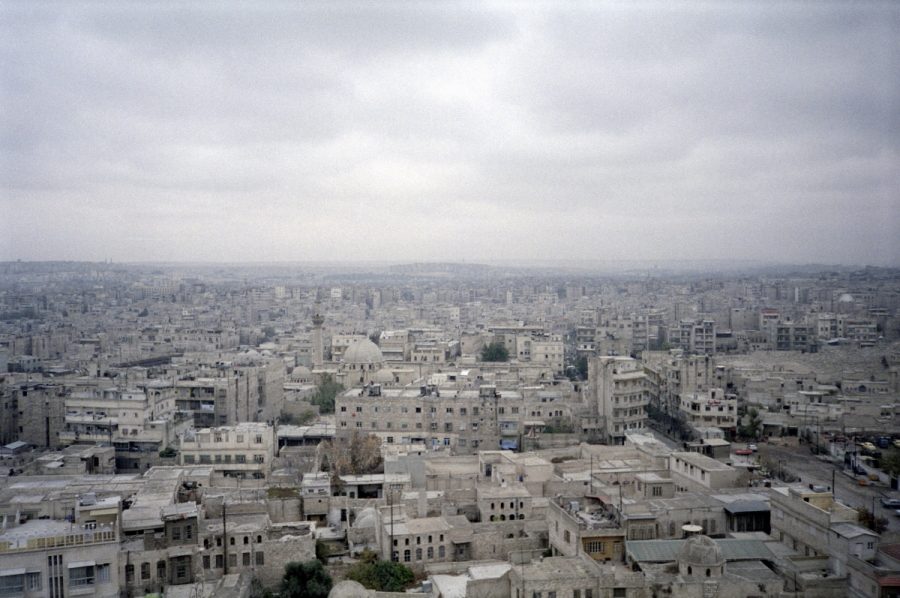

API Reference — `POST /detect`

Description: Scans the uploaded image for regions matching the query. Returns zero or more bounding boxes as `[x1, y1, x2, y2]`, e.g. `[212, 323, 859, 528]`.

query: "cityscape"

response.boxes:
[2, 2, 899, 598]
[1, 260, 900, 598]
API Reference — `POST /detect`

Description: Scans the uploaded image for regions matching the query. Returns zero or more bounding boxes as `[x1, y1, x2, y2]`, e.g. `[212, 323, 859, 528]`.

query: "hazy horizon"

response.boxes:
[2, 2, 898, 266]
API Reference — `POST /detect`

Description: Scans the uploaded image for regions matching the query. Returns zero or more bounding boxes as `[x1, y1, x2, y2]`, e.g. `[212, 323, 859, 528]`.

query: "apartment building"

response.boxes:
[179, 422, 275, 480]
[678, 389, 738, 431]
[588, 357, 650, 445]
[335, 383, 525, 453]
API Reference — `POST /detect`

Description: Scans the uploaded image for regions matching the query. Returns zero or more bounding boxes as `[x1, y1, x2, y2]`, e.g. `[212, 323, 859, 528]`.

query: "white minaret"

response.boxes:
[312, 299, 325, 368]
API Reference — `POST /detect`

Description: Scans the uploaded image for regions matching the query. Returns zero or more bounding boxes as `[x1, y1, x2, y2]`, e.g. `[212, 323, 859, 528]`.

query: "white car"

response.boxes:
[748, 444, 758, 452]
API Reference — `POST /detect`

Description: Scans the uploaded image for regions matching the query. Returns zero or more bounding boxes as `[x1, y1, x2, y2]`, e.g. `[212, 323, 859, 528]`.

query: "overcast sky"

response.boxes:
[2, 2, 898, 266]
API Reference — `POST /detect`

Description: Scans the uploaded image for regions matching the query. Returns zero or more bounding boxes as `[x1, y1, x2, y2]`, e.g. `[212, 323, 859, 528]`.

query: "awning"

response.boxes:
[0, 569, 27, 577]
[67, 561, 95, 569]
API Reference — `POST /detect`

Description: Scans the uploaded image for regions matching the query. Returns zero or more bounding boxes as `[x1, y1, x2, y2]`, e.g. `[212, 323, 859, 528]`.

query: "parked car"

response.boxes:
[735, 448, 753, 455]
[748, 444, 758, 452]
[881, 498, 900, 508]
[853, 465, 867, 475]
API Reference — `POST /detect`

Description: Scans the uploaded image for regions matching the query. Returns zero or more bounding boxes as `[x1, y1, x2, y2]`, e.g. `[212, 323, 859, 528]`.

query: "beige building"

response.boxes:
[179, 422, 275, 480]
[588, 356, 651, 445]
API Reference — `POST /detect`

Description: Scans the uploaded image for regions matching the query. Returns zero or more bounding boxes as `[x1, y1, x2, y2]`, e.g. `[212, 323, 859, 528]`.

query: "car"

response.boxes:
[735, 448, 753, 455]
[747, 444, 758, 452]
[881, 498, 900, 508]
[858, 479, 868, 486]
[870, 474, 880, 481]
[853, 465, 867, 475]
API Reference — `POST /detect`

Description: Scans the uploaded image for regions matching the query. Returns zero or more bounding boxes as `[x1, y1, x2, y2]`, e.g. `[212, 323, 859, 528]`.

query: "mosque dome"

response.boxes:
[677, 535, 724, 567]
[838, 293, 855, 303]
[374, 368, 394, 384]
[328, 580, 370, 598]
[291, 366, 312, 381]
[343, 339, 384, 364]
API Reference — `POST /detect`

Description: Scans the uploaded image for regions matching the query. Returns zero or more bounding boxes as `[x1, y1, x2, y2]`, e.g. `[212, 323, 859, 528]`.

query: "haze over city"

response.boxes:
[2, 2, 898, 265]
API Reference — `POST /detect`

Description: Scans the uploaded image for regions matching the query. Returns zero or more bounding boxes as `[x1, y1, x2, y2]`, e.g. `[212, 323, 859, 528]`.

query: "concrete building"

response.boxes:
[179, 422, 276, 480]
[588, 357, 650, 445]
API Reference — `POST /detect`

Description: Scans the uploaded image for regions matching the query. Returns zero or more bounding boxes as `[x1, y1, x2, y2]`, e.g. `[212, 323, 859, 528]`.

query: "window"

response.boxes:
[26, 573, 41, 591]
[427, 547, 433, 559]
[256, 552, 264, 566]
[564, 530, 571, 543]
[415, 407, 422, 413]
[125, 565, 134, 583]
[236, 435, 244, 442]
[586, 541, 605, 553]
[199, 455, 211, 464]
[403, 550, 411, 562]
[446, 408, 453, 414]
[183, 454, 195, 464]
[141, 563, 150, 580]
[415, 548, 422, 560]
[228, 555, 237, 568]
[533, 593, 542, 598]
[0, 574, 24, 597]
[71, 565, 96, 587]
[613, 590, 626, 598]
[243, 553, 251, 566]
[473, 407, 479, 415]
[585, 591, 593, 598]
[460, 408, 467, 415]
[255, 435, 262, 443]
[356, 407, 363, 413]
[438, 546, 445, 558]
[203, 556, 210, 570]
[215, 555, 224, 569]
[548, 593, 556, 598]
[172, 526, 181, 541]
[652, 486, 662, 496]
[574, 591, 580, 598]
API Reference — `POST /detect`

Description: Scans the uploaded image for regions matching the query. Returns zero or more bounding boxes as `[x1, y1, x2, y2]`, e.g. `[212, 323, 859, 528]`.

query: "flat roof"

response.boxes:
[627, 538, 776, 563]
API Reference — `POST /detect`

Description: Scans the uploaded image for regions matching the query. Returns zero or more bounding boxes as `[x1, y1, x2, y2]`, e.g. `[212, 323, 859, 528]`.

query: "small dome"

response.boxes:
[353, 507, 377, 529]
[343, 339, 384, 364]
[291, 366, 312, 381]
[328, 580, 369, 598]
[838, 293, 855, 303]
[677, 535, 724, 567]
[374, 368, 394, 383]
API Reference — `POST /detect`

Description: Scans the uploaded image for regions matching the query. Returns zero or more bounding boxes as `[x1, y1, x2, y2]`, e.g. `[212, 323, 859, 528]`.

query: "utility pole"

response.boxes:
[389, 488, 395, 562]
[222, 502, 228, 575]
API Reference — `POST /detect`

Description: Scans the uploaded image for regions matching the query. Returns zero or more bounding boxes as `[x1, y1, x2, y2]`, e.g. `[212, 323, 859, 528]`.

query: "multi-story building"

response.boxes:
[335, 383, 525, 453]
[678, 389, 738, 432]
[588, 356, 650, 445]
[0, 495, 121, 598]
[179, 422, 275, 480]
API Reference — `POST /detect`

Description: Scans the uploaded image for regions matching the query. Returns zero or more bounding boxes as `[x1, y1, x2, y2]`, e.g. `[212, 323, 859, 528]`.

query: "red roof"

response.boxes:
[878, 576, 900, 587]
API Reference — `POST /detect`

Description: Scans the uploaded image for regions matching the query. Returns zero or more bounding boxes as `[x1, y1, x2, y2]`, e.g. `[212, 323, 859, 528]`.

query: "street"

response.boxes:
[752, 437, 900, 542]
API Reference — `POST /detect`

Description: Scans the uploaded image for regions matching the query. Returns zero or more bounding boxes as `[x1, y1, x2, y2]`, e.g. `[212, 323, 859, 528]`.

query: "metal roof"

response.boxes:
[627, 538, 776, 563]
[724, 501, 770, 514]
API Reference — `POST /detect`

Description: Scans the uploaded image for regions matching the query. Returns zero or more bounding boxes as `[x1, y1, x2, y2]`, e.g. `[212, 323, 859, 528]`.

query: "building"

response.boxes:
[588, 357, 650, 445]
[179, 422, 275, 480]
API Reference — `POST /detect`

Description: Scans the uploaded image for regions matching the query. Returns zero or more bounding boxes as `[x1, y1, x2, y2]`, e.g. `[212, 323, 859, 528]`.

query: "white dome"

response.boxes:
[328, 580, 369, 598]
[374, 368, 394, 383]
[677, 535, 724, 567]
[291, 366, 312, 381]
[343, 339, 384, 364]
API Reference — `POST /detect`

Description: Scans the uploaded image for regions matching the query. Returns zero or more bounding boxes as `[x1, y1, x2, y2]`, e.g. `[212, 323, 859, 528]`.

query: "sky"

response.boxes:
[1, 2, 898, 266]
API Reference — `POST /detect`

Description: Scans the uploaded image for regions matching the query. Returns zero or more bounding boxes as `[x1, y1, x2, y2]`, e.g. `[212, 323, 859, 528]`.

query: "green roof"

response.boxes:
[627, 538, 776, 563]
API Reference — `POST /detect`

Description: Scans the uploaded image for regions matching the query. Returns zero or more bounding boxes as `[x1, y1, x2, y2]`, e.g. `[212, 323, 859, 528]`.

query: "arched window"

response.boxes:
[257, 535, 262, 543]
[243, 536, 249, 545]
[438, 545, 445, 558]
[687, 566, 692, 575]
[230, 537, 235, 545]
[706, 569, 711, 577]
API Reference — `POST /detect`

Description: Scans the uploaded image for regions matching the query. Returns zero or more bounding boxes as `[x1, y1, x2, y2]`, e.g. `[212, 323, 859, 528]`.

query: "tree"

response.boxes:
[346, 560, 415, 592]
[315, 540, 330, 565]
[481, 342, 509, 362]
[738, 408, 762, 440]
[322, 434, 383, 478]
[856, 507, 889, 534]
[311, 373, 343, 413]
[279, 560, 332, 598]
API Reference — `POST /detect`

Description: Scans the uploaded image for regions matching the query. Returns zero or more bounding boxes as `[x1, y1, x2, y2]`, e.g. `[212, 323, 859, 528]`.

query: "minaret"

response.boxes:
[312, 299, 325, 368]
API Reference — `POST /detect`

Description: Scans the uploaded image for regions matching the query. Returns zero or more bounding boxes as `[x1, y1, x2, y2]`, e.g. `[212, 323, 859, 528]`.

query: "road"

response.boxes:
[751, 437, 900, 542]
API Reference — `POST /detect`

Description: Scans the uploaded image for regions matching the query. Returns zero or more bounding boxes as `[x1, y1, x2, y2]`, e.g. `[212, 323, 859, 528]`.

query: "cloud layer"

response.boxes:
[2, 2, 898, 265]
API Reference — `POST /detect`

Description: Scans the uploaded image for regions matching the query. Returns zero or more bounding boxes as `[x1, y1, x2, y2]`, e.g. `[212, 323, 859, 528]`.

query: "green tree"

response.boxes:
[315, 540, 330, 565]
[311, 373, 343, 413]
[738, 408, 762, 440]
[480, 342, 509, 362]
[346, 560, 415, 592]
[279, 560, 332, 598]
